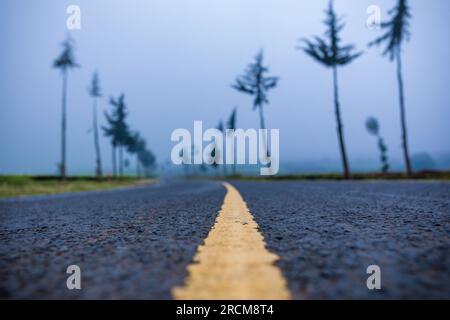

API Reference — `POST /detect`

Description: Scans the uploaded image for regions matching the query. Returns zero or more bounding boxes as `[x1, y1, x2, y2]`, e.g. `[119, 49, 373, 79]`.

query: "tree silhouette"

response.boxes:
[299, 0, 362, 179]
[126, 131, 146, 177]
[366, 117, 389, 173]
[88, 72, 103, 179]
[103, 94, 130, 177]
[138, 148, 156, 177]
[179, 148, 189, 176]
[232, 50, 278, 160]
[53, 36, 79, 179]
[233, 50, 278, 131]
[103, 101, 119, 177]
[226, 107, 237, 175]
[369, 0, 413, 177]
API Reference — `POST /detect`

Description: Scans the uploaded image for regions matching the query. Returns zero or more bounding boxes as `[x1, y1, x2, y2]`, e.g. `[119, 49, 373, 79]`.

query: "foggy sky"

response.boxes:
[0, 0, 449, 174]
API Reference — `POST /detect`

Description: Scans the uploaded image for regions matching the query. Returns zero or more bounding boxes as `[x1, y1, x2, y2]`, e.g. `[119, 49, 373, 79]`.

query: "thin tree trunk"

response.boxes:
[332, 67, 351, 179]
[258, 105, 266, 130]
[136, 155, 140, 178]
[93, 98, 102, 179]
[60, 71, 68, 179]
[396, 51, 412, 177]
[258, 105, 270, 160]
[377, 135, 382, 173]
[112, 145, 117, 177]
[119, 146, 123, 177]
[136, 155, 141, 178]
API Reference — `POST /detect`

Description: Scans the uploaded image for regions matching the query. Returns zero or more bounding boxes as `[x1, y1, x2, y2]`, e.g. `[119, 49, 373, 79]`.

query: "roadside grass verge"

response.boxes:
[0, 175, 157, 198]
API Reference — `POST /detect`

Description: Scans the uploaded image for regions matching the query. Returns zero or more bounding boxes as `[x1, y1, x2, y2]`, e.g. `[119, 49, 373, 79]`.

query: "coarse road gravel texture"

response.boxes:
[234, 180, 450, 299]
[0, 181, 226, 299]
[0, 180, 449, 299]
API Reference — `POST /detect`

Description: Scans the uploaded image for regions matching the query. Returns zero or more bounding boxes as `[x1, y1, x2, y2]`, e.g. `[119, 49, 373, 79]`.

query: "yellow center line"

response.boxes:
[172, 182, 291, 300]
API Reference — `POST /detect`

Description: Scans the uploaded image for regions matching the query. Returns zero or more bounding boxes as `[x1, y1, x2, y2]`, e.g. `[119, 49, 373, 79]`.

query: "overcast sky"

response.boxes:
[0, 0, 449, 174]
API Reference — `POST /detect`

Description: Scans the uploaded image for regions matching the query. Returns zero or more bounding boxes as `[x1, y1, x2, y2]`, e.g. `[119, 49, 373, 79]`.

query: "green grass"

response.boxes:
[0, 175, 157, 198]
[209, 170, 450, 181]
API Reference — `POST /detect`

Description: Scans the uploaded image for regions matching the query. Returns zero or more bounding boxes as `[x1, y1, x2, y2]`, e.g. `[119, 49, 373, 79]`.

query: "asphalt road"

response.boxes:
[0, 180, 449, 299]
[235, 180, 450, 299]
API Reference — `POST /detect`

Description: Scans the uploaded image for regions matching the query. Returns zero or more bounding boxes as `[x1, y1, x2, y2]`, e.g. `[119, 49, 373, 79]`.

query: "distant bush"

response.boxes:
[411, 153, 436, 171]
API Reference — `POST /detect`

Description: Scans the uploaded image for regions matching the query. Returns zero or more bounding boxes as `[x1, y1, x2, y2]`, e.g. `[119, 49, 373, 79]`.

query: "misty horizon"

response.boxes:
[1, 0, 449, 175]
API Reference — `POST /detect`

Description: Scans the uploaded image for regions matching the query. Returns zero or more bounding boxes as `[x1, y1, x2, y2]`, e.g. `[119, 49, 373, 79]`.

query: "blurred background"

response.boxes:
[0, 0, 449, 176]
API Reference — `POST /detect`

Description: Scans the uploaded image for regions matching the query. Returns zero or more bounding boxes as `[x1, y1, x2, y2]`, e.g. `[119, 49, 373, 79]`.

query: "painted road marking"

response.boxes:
[172, 182, 291, 300]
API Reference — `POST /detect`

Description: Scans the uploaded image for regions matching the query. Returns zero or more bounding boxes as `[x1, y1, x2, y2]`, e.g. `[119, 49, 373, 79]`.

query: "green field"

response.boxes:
[0, 176, 157, 198]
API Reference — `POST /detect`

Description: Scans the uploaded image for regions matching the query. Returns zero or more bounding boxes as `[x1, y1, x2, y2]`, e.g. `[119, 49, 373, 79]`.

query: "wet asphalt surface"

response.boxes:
[0, 180, 449, 299]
